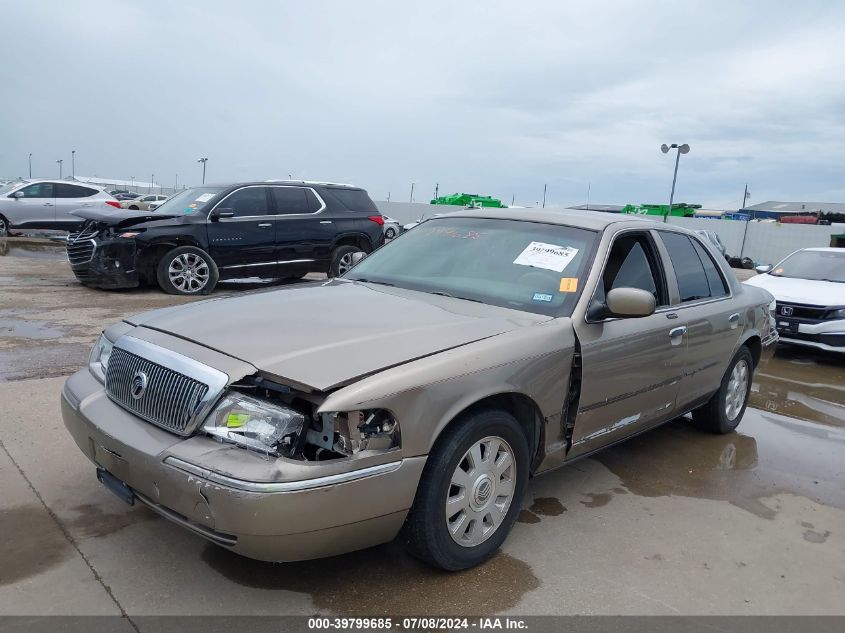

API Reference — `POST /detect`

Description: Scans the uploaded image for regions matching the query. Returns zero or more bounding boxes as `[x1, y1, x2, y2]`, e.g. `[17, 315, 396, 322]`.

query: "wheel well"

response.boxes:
[744, 335, 762, 368]
[334, 235, 372, 253]
[137, 241, 203, 274]
[446, 392, 545, 474]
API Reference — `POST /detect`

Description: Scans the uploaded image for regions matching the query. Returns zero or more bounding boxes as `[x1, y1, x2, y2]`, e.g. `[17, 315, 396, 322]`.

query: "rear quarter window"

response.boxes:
[324, 187, 378, 213]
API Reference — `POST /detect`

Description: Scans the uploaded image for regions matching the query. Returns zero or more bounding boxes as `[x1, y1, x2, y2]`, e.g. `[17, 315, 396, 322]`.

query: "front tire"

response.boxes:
[692, 347, 754, 434]
[0, 215, 9, 237]
[156, 246, 219, 295]
[402, 408, 529, 571]
[385, 227, 396, 239]
[328, 245, 364, 278]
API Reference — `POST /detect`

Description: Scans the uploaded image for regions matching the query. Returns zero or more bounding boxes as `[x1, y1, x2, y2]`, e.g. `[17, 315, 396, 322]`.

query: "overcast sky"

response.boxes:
[3, 0, 845, 208]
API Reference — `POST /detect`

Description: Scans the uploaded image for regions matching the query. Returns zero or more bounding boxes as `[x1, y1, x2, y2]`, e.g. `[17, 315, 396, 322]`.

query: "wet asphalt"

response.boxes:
[0, 238, 843, 617]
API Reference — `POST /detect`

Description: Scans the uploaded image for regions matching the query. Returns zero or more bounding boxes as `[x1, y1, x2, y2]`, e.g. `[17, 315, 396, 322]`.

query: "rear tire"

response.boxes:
[129, 205, 139, 210]
[156, 246, 219, 295]
[402, 408, 529, 571]
[0, 215, 9, 237]
[692, 347, 754, 434]
[385, 227, 396, 239]
[328, 245, 364, 278]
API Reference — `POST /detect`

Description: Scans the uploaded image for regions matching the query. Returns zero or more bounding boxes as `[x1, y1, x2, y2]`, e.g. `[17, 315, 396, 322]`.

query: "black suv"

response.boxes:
[66, 181, 385, 294]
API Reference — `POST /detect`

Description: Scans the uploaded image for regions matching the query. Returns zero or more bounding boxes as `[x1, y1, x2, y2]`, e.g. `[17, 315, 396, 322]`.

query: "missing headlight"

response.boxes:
[307, 410, 399, 458]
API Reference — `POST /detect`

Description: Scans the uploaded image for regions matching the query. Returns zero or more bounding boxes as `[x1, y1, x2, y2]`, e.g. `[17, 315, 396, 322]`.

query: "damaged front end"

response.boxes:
[67, 220, 143, 289]
[202, 374, 401, 462]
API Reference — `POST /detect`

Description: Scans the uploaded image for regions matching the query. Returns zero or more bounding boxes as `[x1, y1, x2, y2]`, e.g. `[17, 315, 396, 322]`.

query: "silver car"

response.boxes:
[0, 179, 119, 235]
[62, 209, 776, 570]
[121, 194, 169, 211]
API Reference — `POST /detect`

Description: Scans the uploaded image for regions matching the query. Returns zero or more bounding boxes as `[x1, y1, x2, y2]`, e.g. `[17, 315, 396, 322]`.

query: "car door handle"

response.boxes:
[257, 223, 272, 228]
[669, 326, 687, 344]
[319, 220, 332, 224]
[729, 312, 741, 329]
[43, 202, 54, 206]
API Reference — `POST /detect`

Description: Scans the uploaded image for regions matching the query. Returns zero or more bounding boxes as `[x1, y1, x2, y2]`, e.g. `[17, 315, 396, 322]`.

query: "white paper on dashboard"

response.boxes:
[513, 242, 578, 273]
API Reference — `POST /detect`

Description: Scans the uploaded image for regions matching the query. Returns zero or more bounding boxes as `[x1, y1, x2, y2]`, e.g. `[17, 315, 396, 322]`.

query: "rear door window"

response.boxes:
[55, 183, 98, 198]
[691, 238, 729, 298]
[271, 187, 310, 214]
[658, 232, 713, 303]
[220, 187, 270, 217]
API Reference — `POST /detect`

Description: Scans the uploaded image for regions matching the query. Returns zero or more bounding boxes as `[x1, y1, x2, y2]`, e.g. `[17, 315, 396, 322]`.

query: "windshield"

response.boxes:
[152, 186, 225, 215]
[771, 250, 845, 283]
[346, 216, 598, 316]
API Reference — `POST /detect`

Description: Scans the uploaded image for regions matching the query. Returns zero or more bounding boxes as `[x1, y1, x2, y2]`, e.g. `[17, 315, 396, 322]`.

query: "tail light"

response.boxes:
[105, 201, 121, 209]
[368, 215, 385, 226]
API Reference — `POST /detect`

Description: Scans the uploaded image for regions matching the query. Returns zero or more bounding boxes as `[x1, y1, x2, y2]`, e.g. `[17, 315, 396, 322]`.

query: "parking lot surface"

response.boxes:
[1, 240, 844, 618]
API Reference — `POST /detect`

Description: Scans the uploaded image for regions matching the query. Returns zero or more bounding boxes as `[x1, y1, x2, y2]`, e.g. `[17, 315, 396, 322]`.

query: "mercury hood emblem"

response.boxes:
[130, 370, 148, 400]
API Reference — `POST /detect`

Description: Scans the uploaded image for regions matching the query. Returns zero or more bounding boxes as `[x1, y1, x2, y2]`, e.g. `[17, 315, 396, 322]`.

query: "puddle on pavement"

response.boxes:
[0, 316, 67, 340]
[592, 408, 845, 519]
[518, 497, 566, 523]
[0, 241, 66, 259]
[202, 541, 540, 615]
[751, 347, 845, 427]
[0, 505, 73, 586]
[66, 503, 159, 539]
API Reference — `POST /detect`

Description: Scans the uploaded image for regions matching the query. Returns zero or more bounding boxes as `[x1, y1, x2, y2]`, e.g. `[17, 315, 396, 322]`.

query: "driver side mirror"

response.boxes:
[12, 190, 24, 199]
[587, 287, 656, 321]
[209, 208, 235, 221]
[755, 264, 772, 274]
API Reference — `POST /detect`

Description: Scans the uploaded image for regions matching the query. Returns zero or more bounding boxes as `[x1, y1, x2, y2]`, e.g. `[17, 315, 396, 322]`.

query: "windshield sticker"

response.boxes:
[532, 292, 553, 302]
[513, 242, 578, 273]
[559, 278, 579, 292]
[195, 193, 215, 203]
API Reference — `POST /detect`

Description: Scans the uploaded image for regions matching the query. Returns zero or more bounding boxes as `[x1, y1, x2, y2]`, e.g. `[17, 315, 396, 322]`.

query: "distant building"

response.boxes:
[743, 201, 845, 221]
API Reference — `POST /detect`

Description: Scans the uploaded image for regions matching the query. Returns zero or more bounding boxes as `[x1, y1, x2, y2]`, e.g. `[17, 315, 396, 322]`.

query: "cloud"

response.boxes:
[2, 0, 844, 208]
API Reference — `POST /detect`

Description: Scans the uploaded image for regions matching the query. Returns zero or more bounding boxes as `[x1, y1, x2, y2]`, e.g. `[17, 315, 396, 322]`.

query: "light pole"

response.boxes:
[71, 150, 76, 178]
[150, 174, 154, 194]
[410, 182, 415, 203]
[130, 176, 135, 191]
[197, 157, 208, 184]
[56, 159, 63, 179]
[542, 183, 547, 208]
[175, 173, 178, 191]
[28, 153, 32, 178]
[660, 143, 690, 222]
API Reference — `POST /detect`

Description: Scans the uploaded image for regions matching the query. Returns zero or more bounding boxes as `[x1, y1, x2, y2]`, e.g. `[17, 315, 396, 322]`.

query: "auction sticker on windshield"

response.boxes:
[195, 193, 215, 202]
[513, 242, 578, 273]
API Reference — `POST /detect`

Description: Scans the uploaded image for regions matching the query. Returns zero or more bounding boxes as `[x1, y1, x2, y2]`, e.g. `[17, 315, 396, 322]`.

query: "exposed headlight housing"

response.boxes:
[829, 308, 845, 319]
[309, 409, 399, 456]
[203, 392, 306, 457]
[89, 334, 113, 383]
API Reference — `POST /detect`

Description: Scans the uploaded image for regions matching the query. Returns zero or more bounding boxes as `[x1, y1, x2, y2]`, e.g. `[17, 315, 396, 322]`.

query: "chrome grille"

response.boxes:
[106, 347, 210, 435]
[67, 224, 99, 267]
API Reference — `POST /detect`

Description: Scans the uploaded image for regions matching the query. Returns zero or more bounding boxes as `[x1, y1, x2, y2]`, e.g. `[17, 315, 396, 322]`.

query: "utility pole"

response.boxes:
[387, 192, 391, 202]
[28, 153, 32, 178]
[410, 182, 415, 203]
[175, 173, 178, 191]
[71, 150, 76, 178]
[542, 184, 547, 208]
[739, 184, 751, 257]
[511, 194, 515, 206]
[130, 176, 135, 191]
[586, 182, 591, 209]
[56, 159, 63, 179]
[434, 183, 439, 199]
[150, 174, 154, 193]
[740, 184, 749, 211]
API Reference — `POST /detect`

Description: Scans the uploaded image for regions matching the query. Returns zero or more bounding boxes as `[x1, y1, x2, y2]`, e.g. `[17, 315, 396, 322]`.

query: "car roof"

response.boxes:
[798, 247, 844, 253]
[199, 181, 363, 191]
[11, 178, 107, 190]
[431, 207, 667, 232]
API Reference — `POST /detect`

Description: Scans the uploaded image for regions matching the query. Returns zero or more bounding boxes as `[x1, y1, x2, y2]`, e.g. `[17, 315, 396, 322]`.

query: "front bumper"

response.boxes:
[68, 237, 140, 289]
[61, 369, 425, 561]
[775, 318, 845, 354]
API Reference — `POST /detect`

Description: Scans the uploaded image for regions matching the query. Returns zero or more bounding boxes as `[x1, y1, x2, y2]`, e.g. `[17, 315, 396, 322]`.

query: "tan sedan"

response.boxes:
[120, 194, 168, 210]
[62, 209, 777, 570]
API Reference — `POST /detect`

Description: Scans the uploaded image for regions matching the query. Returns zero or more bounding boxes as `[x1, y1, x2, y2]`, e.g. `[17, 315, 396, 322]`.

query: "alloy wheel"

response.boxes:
[725, 359, 749, 421]
[446, 436, 516, 548]
[337, 252, 357, 276]
[168, 253, 210, 293]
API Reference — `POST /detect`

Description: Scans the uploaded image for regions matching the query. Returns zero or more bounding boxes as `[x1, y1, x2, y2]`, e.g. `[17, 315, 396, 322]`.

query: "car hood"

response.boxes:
[744, 274, 845, 305]
[71, 207, 181, 227]
[125, 281, 550, 391]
